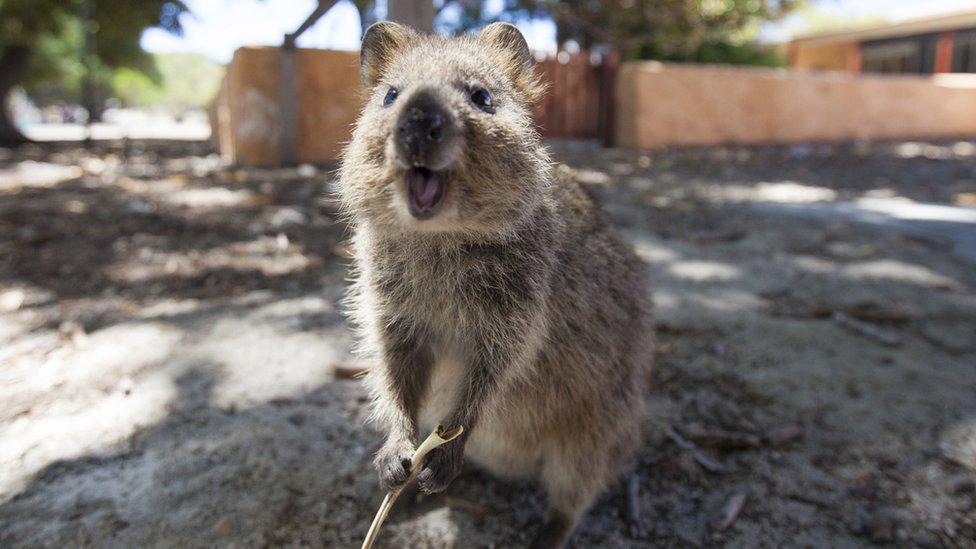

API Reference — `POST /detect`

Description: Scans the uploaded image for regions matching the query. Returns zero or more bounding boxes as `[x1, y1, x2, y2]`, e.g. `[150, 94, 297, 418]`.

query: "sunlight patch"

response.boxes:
[854, 198, 976, 224]
[669, 260, 741, 282]
[630, 236, 681, 263]
[688, 289, 765, 312]
[160, 187, 254, 209]
[709, 181, 837, 204]
[844, 260, 960, 290]
[573, 169, 612, 185]
[952, 142, 976, 157]
[105, 237, 313, 283]
[385, 507, 459, 547]
[754, 182, 837, 203]
[940, 419, 976, 472]
[0, 364, 177, 500]
[197, 309, 340, 408]
[0, 162, 83, 191]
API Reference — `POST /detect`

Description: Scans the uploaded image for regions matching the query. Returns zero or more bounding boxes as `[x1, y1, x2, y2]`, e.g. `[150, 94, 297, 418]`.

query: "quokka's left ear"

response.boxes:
[361, 21, 419, 88]
[477, 22, 545, 103]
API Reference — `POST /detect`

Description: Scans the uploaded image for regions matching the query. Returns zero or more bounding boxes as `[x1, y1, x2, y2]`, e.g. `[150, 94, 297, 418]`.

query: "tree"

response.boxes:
[0, 0, 187, 145]
[540, 0, 801, 60]
[356, 0, 799, 64]
[387, 0, 435, 33]
[350, 0, 544, 39]
[781, 4, 885, 37]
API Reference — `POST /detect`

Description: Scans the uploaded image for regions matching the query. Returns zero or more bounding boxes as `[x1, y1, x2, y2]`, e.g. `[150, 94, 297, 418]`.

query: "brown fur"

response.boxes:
[337, 22, 653, 548]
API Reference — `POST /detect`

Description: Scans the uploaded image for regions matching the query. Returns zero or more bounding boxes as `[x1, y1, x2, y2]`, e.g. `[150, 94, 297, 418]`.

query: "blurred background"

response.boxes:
[1, 1, 975, 548]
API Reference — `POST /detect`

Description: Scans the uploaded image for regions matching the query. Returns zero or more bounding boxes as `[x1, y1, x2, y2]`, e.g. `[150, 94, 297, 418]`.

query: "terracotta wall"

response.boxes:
[215, 47, 363, 166]
[789, 41, 857, 72]
[614, 62, 976, 149]
[216, 48, 976, 163]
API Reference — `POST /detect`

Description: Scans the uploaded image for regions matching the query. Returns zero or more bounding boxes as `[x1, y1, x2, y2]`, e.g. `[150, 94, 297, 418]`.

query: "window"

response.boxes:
[862, 42, 921, 74]
[952, 29, 976, 73]
[861, 34, 937, 75]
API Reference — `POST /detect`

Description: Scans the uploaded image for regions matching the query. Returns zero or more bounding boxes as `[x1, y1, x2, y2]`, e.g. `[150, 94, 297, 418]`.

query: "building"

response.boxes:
[788, 10, 976, 74]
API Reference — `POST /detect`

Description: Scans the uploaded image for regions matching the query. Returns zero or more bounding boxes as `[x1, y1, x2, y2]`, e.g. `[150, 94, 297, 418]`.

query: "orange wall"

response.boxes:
[790, 41, 858, 72]
[217, 48, 976, 163]
[215, 47, 363, 167]
[615, 62, 976, 149]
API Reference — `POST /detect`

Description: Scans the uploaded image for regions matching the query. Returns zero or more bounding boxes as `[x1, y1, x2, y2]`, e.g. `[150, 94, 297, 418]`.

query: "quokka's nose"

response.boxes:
[395, 91, 449, 165]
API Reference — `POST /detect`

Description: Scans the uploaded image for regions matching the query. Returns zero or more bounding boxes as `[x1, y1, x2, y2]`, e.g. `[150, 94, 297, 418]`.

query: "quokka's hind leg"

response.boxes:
[529, 454, 603, 549]
[530, 509, 578, 549]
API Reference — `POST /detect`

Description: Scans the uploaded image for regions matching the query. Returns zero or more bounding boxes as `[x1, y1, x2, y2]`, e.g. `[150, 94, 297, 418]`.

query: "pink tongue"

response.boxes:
[416, 177, 439, 204]
[408, 170, 442, 210]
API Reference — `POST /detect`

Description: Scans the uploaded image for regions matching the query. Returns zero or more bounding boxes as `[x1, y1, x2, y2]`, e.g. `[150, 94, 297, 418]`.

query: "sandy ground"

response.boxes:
[1, 138, 975, 548]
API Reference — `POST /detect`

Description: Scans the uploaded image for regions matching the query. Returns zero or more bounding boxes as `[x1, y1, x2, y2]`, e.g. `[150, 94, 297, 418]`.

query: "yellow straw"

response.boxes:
[361, 425, 464, 549]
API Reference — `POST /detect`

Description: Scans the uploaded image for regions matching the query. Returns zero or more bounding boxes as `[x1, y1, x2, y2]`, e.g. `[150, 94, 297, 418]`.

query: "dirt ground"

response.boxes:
[1, 138, 974, 548]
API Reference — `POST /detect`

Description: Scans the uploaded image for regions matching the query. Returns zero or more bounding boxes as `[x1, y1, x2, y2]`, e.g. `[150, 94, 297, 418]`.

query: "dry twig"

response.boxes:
[681, 426, 762, 450]
[666, 426, 726, 473]
[443, 495, 489, 516]
[361, 425, 464, 549]
[716, 492, 748, 531]
[833, 312, 901, 347]
[332, 362, 372, 379]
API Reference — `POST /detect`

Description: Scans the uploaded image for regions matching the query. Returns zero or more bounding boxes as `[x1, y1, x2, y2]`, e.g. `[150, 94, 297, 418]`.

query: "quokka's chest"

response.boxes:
[370, 266, 465, 323]
[417, 348, 464, 433]
[370, 252, 529, 317]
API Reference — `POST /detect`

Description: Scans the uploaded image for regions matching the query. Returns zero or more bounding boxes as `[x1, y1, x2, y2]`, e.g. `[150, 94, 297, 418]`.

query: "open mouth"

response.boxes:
[405, 167, 447, 219]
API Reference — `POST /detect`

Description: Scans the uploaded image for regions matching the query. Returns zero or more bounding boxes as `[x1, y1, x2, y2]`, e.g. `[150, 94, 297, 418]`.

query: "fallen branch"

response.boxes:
[833, 312, 901, 347]
[333, 362, 372, 379]
[679, 425, 762, 450]
[361, 425, 464, 549]
[765, 424, 804, 447]
[443, 495, 489, 516]
[666, 426, 726, 474]
[715, 492, 747, 531]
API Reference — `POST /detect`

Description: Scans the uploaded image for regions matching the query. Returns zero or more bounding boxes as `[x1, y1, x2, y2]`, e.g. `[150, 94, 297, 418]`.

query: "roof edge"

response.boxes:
[791, 9, 976, 46]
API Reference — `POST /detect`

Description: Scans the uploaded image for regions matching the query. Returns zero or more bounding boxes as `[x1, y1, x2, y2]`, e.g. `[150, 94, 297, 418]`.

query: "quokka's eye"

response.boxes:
[383, 87, 398, 107]
[470, 88, 494, 113]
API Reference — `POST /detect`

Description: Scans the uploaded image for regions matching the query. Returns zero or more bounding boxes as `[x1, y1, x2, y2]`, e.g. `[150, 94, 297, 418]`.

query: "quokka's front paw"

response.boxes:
[373, 437, 415, 491]
[417, 437, 464, 494]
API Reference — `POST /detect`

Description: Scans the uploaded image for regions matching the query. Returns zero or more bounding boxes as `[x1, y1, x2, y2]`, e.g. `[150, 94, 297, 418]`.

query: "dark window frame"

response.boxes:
[952, 28, 976, 73]
[861, 33, 938, 75]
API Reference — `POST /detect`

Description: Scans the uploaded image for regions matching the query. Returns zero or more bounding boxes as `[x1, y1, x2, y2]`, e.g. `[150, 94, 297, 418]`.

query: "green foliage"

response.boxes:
[21, 13, 87, 102]
[783, 5, 887, 37]
[693, 41, 784, 67]
[419, 0, 802, 65]
[0, 0, 188, 105]
[112, 54, 224, 111]
[542, 0, 801, 61]
[154, 54, 223, 110]
[1, 0, 187, 62]
[0, 0, 71, 47]
[432, 0, 547, 35]
[112, 67, 163, 107]
[634, 38, 786, 67]
[88, 0, 186, 73]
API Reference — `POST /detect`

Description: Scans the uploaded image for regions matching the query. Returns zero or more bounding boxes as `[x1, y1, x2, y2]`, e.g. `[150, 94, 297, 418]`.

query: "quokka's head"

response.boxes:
[338, 22, 549, 236]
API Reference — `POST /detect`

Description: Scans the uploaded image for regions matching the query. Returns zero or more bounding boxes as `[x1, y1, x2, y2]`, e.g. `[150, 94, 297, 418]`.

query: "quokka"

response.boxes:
[337, 21, 654, 548]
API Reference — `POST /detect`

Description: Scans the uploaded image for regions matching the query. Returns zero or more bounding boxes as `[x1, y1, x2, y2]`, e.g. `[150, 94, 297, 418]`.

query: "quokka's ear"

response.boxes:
[477, 22, 545, 102]
[361, 21, 417, 88]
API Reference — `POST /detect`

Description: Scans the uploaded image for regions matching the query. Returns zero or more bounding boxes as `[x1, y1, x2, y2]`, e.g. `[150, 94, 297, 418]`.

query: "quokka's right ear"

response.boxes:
[476, 22, 545, 103]
[361, 22, 417, 88]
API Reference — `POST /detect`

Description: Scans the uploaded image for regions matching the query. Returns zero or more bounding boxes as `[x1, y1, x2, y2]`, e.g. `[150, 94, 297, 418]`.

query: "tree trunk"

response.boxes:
[0, 45, 31, 146]
[387, 0, 433, 34]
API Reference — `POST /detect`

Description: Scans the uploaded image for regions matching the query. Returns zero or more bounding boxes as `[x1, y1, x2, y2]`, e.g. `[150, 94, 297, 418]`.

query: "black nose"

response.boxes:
[395, 91, 448, 165]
